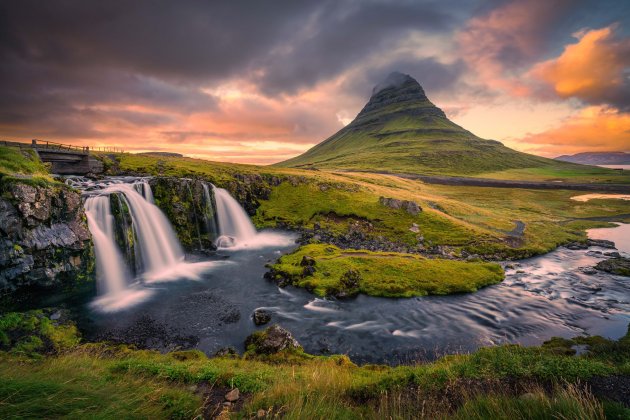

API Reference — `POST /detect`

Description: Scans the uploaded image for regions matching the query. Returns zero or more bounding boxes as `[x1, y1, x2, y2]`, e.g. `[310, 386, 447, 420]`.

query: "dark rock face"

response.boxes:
[244, 325, 301, 354]
[149, 177, 217, 252]
[252, 309, 271, 326]
[147, 174, 281, 251]
[595, 257, 630, 276]
[0, 182, 94, 296]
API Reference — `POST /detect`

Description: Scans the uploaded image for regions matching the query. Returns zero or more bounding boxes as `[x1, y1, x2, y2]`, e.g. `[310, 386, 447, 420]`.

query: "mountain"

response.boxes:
[556, 152, 630, 165]
[276, 72, 582, 176]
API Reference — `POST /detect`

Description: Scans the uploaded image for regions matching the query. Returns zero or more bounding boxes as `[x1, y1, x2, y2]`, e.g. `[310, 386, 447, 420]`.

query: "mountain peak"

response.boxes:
[372, 72, 418, 95]
[277, 72, 556, 175]
[356, 71, 444, 122]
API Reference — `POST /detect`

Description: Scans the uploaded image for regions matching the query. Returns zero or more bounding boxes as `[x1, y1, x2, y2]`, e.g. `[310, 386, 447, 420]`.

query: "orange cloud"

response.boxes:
[456, 0, 569, 97]
[516, 106, 630, 156]
[531, 25, 630, 108]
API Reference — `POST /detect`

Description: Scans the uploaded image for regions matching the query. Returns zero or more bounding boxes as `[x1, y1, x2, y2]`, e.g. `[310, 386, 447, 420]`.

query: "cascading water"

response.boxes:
[212, 186, 257, 247]
[103, 183, 184, 275]
[84, 195, 130, 294]
[202, 183, 219, 241]
[83, 181, 187, 307]
[134, 180, 154, 203]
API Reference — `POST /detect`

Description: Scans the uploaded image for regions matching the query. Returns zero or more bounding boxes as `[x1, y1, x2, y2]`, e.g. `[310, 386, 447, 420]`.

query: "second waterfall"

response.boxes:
[84, 181, 184, 295]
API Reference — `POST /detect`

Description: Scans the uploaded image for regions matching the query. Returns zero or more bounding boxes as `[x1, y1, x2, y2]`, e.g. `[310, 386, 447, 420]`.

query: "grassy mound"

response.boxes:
[0, 145, 55, 185]
[269, 244, 504, 298]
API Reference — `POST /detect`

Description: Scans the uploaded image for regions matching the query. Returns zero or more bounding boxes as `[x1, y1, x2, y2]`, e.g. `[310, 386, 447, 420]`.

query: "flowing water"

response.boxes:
[79, 177, 630, 363]
[213, 186, 257, 248]
[84, 196, 130, 294]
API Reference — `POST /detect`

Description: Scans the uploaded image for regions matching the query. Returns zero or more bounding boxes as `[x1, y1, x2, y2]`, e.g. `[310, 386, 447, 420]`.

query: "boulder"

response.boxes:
[224, 388, 240, 402]
[379, 196, 421, 215]
[334, 269, 361, 298]
[402, 200, 421, 216]
[245, 325, 301, 354]
[300, 255, 316, 266]
[379, 196, 402, 209]
[252, 309, 272, 326]
[595, 257, 630, 276]
[587, 239, 616, 249]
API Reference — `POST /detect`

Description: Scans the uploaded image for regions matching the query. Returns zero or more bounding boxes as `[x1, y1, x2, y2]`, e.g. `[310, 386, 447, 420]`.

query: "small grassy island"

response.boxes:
[269, 244, 504, 298]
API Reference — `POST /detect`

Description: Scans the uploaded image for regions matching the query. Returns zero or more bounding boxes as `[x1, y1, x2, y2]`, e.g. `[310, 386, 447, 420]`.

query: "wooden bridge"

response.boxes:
[1, 139, 104, 175]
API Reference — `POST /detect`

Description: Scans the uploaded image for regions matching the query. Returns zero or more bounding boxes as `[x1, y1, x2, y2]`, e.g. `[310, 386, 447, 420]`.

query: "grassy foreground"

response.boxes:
[269, 244, 504, 298]
[1, 310, 629, 419]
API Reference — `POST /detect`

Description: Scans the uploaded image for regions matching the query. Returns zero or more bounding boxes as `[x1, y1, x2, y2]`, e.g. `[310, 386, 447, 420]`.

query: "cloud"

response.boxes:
[0, 0, 628, 162]
[515, 106, 630, 156]
[530, 25, 630, 111]
[456, 0, 573, 96]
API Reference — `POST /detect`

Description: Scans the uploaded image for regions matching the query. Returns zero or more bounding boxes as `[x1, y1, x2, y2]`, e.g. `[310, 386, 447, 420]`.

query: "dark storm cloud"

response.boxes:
[0, 0, 470, 138]
[342, 58, 466, 100]
[252, 0, 469, 95]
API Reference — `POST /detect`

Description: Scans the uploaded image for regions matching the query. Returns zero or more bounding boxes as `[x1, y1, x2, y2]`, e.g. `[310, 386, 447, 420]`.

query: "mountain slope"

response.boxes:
[277, 72, 596, 177]
[556, 152, 630, 165]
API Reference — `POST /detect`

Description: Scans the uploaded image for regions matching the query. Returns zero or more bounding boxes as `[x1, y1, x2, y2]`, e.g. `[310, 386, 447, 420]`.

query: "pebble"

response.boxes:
[225, 388, 240, 402]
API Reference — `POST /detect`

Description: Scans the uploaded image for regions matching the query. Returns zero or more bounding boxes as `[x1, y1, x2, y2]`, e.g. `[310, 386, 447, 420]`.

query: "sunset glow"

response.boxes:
[1, 0, 628, 163]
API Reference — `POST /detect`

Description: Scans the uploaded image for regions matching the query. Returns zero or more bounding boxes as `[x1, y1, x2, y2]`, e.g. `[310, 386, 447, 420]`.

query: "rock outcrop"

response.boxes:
[379, 196, 422, 215]
[148, 177, 217, 252]
[0, 181, 94, 298]
[244, 325, 301, 354]
[595, 257, 630, 277]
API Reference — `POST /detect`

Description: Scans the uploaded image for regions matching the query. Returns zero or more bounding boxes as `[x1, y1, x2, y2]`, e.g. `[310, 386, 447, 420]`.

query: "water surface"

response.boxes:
[85, 224, 630, 363]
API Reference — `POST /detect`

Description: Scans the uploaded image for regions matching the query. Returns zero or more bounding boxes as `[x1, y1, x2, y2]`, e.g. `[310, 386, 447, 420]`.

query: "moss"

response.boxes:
[271, 244, 504, 298]
[0, 310, 80, 357]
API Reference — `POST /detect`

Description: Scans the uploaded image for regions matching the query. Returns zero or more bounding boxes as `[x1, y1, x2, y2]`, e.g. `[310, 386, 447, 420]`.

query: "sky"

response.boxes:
[0, 0, 629, 164]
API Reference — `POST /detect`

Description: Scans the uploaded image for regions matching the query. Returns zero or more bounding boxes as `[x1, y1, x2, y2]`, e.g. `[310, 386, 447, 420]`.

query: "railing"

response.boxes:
[31, 139, 89, 154]
[1, 139, 124, 154]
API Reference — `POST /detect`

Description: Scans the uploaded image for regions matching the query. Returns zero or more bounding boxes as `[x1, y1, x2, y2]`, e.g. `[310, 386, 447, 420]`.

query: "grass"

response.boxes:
[107, 153, 630, 260]
[1, 311, 628, 418]
[269, 244, 504, 297]
[101, 152, 630, 297]
[0, 145, 56, 185]
[0, 352, 201, 419]
[274, 90, 630, 183]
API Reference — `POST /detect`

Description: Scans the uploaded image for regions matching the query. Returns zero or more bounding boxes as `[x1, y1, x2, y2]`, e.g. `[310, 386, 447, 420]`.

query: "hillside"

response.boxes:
[277, 73, 618, 179]
[556, 151, 630, 165]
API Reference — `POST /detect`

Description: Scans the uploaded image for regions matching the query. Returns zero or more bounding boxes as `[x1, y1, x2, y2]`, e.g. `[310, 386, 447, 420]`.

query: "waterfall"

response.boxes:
[134, 180, 154, 203]
[85, 183, 184, 295]
[109, 184, 184, 274]
[84, 195, 130, 294]
[212, 186, 257, 247]
[202, 183, 219, 240]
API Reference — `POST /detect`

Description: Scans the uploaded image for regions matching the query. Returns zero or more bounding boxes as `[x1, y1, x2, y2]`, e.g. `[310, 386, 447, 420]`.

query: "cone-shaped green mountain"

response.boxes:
[277, 72, 575, 176]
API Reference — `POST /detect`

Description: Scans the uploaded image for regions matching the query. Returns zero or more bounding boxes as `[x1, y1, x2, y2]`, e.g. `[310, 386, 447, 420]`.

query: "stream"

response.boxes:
[76, 177, 630, 364]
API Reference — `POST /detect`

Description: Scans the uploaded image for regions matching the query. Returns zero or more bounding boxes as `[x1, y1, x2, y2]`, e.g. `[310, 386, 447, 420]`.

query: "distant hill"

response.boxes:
[276, 72, 595, 177]
[138, 152, 184, 157]
[555, 152, 630, 165]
